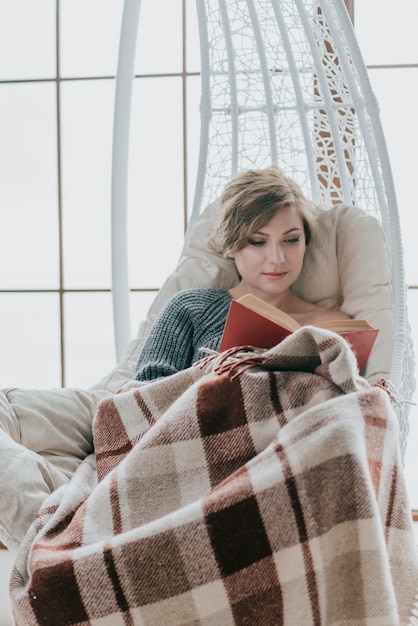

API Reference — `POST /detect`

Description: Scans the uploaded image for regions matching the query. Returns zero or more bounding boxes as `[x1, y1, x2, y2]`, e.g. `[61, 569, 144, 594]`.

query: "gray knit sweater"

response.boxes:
[135, 288, 232, 382]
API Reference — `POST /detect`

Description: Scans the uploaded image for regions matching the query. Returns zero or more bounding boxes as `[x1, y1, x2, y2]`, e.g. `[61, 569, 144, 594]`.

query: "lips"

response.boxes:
[263, 271, 288, 279]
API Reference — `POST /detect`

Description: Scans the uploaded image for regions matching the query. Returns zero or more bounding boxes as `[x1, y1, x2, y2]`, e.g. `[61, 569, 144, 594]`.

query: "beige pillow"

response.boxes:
[292, 205, 393, 383]
[97, 201, 393, 390]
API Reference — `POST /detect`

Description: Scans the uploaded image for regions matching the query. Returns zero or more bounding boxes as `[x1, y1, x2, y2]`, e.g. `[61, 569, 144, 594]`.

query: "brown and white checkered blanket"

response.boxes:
[9, 327, 418, 625]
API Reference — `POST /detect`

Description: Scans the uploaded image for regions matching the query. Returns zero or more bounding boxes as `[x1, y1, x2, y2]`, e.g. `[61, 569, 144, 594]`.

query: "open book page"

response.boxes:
[237, 294, 300, 331]
[237, 294, 375, 333]
[313, 318, 375, 332]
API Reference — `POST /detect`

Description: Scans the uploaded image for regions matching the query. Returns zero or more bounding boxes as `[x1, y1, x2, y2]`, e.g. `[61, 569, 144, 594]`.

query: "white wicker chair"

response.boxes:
[111, 0, 414, 456]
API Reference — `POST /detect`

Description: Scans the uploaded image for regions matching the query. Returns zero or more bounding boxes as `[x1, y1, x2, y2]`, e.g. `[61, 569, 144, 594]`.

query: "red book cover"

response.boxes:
[219, 299, 378, 374]
[337, 329, 379, 374]
[220, 299, 293, 351]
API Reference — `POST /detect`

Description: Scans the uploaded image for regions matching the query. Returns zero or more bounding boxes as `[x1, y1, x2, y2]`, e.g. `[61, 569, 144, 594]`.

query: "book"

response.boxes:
[219, 293, 379, 373]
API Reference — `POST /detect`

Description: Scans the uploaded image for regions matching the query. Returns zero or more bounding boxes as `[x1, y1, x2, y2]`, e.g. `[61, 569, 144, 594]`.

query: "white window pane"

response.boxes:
[368, 68, 418, 285]
[127, 77, 184, 288]
[355, 0, 418, 66]
[61, 80, 114, 289]
[0, 83, 59, 289]
[135, 0, 182, 75]
[186, 0, 201, 74]
[130, 290, 159, 337]
[0, 294, 61, 388]
[60, 0, 123, 77]
[0, 0, 56, 80]
[64, 293, 116, 387]
[65, 291, 160, 388]
[186, 75, 202, 215]
[404, 289, 418, 509]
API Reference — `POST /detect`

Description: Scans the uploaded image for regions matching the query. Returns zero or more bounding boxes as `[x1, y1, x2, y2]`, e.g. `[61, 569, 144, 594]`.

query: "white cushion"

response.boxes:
[101, 201, 393, 389]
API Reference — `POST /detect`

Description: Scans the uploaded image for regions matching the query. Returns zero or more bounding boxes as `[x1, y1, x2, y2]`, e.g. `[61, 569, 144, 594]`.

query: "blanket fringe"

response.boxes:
[195, 346, 264, 379]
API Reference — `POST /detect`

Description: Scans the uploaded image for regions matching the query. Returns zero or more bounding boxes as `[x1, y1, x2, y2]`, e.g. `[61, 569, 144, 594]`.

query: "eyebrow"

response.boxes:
[254, 226, 303, 236]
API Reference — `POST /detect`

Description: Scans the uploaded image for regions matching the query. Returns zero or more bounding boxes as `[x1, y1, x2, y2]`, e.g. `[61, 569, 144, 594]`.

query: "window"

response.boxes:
[0, 0, 200, 388]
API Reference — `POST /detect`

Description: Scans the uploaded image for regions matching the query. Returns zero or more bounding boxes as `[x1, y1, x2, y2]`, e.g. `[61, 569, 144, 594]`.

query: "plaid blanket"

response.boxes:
[9, 327, 418, 625]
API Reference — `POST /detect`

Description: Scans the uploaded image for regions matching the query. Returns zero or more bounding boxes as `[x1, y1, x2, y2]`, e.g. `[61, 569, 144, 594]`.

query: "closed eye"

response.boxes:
[248, 239, 266, 246]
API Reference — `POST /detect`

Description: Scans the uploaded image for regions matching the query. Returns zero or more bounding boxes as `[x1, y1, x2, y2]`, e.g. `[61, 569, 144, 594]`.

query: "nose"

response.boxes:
[268, 243, 286, 264]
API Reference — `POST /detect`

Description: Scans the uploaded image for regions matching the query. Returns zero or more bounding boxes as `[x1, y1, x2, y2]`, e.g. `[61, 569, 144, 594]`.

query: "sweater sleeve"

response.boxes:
[134, 293, 195, 382]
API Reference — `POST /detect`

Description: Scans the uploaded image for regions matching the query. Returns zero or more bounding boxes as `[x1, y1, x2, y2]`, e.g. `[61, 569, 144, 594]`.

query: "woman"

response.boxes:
[135, 166, 349, 382]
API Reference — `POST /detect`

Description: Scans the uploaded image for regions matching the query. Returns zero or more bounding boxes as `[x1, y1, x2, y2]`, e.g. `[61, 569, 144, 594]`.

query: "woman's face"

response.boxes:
[231, 204, 306, 302]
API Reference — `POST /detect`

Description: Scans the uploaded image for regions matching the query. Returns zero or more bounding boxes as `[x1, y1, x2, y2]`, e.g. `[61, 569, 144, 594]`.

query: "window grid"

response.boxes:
[0, 1, 197, 386]
[0, 1, 416, 387]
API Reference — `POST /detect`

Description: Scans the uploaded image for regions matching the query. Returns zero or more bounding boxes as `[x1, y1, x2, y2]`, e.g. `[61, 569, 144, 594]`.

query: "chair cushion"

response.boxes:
[292, 205, 393, 383]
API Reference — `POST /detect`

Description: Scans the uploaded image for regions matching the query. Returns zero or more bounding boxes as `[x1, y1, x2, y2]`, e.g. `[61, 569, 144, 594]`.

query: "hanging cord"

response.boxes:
[374, 378, 416, 409]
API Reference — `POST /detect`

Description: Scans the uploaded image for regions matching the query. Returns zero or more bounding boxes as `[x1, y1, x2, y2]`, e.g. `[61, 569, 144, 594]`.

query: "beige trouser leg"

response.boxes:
[0, 387, 112, 551]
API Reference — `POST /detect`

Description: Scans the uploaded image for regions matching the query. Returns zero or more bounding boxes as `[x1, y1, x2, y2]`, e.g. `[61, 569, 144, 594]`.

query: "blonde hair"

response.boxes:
[209, 166, 316, 257]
